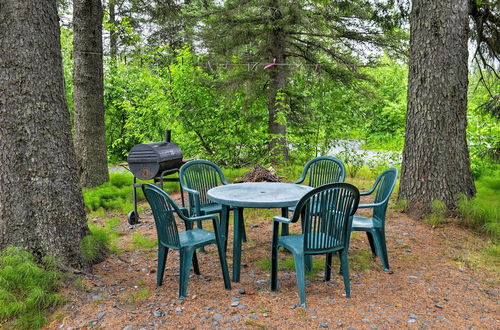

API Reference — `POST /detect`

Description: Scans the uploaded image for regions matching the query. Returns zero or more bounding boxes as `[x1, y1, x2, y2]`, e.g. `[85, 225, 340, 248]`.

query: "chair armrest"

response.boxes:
[358, 202, 383, 209]
[273, 216, 292, 224]
[294, 177, 305, 185]
[182, 186, 200, 195]
[184, 214, 219, 223]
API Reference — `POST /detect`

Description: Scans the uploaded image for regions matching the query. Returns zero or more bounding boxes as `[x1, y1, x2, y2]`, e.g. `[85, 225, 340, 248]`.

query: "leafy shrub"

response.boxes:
[0, 247, 64, 329]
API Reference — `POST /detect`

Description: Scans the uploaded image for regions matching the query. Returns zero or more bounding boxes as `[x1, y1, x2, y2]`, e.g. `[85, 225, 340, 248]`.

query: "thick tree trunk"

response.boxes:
[267, 1, 289, 163]
[0, 0, 90, 267]
[73, 0, 109, 188]
[399, 0, 475, 218]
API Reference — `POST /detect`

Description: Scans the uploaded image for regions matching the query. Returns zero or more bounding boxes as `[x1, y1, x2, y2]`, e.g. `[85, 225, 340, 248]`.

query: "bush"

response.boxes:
[0, 247, 64, 329]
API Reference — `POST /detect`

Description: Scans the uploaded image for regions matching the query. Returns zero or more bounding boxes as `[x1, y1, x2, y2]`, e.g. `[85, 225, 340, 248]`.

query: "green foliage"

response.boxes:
[424, 200, 447, 226]
[0, 247, 64, 329]
[457, 166, 500, 240]
[362, 133, 404, 152]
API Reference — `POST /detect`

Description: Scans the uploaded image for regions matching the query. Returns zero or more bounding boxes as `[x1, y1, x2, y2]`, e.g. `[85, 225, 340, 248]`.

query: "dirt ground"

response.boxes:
[48, 194, 499, 329]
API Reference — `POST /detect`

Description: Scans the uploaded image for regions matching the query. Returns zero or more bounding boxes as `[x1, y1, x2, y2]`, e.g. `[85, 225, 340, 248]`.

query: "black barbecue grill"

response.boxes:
[121, 129, 186, 224]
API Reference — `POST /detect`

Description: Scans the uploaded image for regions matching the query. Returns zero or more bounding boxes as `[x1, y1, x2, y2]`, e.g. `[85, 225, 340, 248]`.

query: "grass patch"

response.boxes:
[83, 171, 181, 214]
[0, 247, 65, 330]
[73, 277, 86, 291]
[457, 167, 500, 240]
[131, 233, 157, 250]
[424, 200, 447, 227]
[81, 218, 122, 261]
[123, 288, 150, 305]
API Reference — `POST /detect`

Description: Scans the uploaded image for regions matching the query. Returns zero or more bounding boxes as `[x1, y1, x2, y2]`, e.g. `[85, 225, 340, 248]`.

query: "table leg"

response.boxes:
[221, 205, 230, 252]
[232, 207, 243, 282]
[281, 207, 289, 236]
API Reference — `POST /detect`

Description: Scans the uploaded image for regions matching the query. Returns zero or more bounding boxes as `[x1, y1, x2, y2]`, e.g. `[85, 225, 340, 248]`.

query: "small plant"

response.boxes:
[424, 200, 447, 226]
[73, 277, 87, 291]
[394, 199, 407, 212]
[0, 247, 65, 329]
[123, 288, 150, 305]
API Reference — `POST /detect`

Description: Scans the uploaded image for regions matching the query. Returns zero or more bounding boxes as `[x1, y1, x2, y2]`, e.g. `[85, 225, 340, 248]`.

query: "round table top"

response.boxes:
[207, 182, 313, 208]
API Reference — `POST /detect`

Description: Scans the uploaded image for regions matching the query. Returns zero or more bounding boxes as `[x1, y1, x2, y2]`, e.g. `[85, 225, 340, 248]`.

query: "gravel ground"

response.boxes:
[49, 194, 499, 329]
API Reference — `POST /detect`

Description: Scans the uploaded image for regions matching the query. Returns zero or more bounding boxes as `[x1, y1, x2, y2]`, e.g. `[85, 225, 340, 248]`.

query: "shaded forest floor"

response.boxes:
[48, 193, 499, 329]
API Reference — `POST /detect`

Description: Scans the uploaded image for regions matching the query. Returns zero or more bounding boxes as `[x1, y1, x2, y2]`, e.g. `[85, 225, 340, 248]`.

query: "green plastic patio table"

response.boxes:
[207, 182, 313, 282]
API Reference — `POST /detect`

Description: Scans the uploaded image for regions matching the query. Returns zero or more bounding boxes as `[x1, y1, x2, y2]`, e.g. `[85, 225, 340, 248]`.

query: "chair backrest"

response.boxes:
[142, 184, 180, 249]
[179, 160, 227, 209]
[301, 156, 346, 187]
[293, 183, 360, 253]
[371, 168, 398, 222]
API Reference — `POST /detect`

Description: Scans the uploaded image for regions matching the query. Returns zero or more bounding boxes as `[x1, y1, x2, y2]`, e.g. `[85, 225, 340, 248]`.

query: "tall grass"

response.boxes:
[457, 166, 500, 240]
[0, 247, 64, 329]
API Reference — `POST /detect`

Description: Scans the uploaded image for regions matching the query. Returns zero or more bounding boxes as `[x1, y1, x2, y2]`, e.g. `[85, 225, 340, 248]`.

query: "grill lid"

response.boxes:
[127, 141, 183, 180]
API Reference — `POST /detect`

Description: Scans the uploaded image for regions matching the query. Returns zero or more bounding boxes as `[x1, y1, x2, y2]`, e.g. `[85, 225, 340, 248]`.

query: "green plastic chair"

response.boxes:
[294, 156, 346, 188]
[142, 183, 231, 298]
[271, 183, 360, 307]
[289, 156, 346, 216]
[179, 159, 246, 248]
[351, 167, 398, 271]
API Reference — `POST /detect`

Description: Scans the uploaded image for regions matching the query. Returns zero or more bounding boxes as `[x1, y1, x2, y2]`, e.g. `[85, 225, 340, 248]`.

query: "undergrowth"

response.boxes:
[457, 166, 500, 240]
[81, 218, 121, 261]
[0, 247, 64, 329]
[424, 200, 447, 227]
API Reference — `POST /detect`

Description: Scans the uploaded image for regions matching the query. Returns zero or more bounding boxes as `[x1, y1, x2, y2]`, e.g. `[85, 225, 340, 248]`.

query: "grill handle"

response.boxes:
[165, 129, 172, 142]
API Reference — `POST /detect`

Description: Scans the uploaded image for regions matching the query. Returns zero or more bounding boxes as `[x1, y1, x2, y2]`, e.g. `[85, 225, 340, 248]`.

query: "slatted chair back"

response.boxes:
[293, 183, 359, 254]
[180, 160, 227, 209]
[371, 168, 398, 222]
[299, 156, 346, 188]
[142, 184, 180, 249]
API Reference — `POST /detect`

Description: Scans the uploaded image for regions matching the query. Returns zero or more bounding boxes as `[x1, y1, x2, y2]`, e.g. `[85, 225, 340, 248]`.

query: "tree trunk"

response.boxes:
[267, 1, 289, 163]
[399, 0, 475, 218]
[73, 0, 109, 188]
[0, 0, 90, 267]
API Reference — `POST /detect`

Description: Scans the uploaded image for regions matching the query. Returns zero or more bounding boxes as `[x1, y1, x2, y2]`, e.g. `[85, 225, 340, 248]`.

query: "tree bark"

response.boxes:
[267, 1, 289, 163]
[399, 0, 475, 218]
[73, 0, 109, 188]
[0, 0, 90, 267]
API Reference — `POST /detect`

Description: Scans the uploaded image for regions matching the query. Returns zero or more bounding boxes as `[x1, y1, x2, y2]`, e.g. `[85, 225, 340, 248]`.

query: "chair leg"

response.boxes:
[324, 252, 333, 282]
[340, 249, 351, 298]
[215, 239, 231, 290]
[366, 232, 377, 257]
[195, 219, 207, 253]
[192, 251, 200, 275]
[376, 229, 390, 271]
[293, 252, 307, 307]
[305, 255, 312, 272]
[179, 247, 195, 299]
[271, 244, 279, 291]
[156, 246, 168, 286]
[281, 207, 289, 236]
